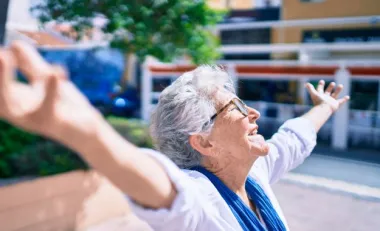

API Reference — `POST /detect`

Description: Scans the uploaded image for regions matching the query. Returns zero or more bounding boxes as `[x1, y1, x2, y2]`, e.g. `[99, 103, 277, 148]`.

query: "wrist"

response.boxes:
[316, 103, 335, 115]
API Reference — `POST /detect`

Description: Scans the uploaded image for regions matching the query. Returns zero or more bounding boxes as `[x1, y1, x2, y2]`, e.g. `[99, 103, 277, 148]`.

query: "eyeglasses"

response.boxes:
[210, 98, 249, 122]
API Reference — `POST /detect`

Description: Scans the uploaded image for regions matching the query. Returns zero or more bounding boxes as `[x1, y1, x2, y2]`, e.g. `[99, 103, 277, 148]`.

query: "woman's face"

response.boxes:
[207, 90, 270, 161]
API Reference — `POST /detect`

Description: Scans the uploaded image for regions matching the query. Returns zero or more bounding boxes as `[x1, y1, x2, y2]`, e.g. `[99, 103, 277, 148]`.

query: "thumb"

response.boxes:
[42, 74, 59, 111]
[42, 66, 66, 110]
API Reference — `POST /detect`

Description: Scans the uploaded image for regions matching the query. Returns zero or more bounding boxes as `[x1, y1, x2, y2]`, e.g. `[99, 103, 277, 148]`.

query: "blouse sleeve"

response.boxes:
[124, 148, 206, 231]
[259, 117, 317, 184]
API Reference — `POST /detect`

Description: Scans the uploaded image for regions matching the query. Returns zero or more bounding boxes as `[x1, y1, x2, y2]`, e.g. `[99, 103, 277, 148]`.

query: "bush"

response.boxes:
[0, 121, 42, 177]
[107, 116, 154, 148]
[0, 117, 153, 178]
[8, 141, 88, 177]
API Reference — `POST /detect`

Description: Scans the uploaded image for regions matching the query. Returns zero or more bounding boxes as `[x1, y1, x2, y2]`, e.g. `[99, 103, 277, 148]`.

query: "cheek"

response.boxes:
[211, 117, 250, 144]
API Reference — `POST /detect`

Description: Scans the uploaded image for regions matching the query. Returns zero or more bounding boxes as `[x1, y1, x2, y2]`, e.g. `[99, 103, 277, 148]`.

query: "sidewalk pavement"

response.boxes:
[273, 180, 380, 231]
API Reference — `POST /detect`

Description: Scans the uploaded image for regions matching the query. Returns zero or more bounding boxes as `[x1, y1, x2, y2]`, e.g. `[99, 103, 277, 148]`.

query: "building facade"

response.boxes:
[206, 0, 380, 150]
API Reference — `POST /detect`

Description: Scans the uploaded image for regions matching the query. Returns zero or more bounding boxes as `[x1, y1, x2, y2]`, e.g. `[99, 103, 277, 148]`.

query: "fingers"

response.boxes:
[338, 95, 350, 106]
[310, 80, 345, 99]
[317, 80, 325, 93]
[0, 49, 16, 98]
[40, 65, 67, 110]
[10, 41, 53, 83]
[51, 65, 68, 80]
[325, 82, 335, 95]
[42, 74, 59, 111]
[331, 84, 343, 98]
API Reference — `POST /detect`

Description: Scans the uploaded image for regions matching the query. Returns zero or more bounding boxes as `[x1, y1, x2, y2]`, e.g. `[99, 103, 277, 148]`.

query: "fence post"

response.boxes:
[378, 80, 380, 111]
[141, 62, 152, 122]
[332, 66, 351, 149]
[298, 78, 308, 104]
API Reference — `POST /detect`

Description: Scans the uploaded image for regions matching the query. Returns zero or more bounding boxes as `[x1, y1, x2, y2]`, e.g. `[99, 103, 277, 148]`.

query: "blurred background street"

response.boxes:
[1, 0, 380, 230]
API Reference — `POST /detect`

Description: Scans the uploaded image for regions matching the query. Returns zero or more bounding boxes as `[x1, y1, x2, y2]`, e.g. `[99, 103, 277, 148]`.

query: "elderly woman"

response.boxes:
[0, 42, 349, 231]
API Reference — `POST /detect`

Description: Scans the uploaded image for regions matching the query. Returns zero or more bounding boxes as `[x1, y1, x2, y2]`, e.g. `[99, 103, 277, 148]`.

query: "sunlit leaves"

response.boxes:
[33, 0, 226, 64]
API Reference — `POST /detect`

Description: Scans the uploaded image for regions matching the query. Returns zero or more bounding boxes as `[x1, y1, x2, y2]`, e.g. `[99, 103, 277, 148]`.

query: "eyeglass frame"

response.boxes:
[210, 98, 249, 122]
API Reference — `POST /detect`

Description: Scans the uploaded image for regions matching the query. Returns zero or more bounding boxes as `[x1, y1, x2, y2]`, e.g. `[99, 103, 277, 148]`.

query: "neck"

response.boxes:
[201, 155, 258, 196]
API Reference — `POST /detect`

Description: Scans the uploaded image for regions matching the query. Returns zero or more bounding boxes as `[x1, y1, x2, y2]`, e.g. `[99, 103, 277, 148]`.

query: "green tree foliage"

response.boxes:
[32, 0, 225, 64]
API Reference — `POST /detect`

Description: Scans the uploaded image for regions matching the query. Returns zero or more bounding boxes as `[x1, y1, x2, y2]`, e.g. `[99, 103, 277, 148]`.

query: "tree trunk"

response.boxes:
[121, 52, 137, 90]
[0, 0, 10, 45]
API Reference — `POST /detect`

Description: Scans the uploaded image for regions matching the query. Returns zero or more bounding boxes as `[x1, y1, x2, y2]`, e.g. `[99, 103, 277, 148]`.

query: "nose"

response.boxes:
[247, 106, 260, 123]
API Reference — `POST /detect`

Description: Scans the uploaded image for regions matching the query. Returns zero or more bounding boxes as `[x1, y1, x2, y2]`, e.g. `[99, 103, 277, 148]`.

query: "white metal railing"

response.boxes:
[247, 101, 380, 149]
[247, 101, 380, 128]
[217, 15, 380, 31]
[221, 43, 380, 55]
[142, 61, 380, 150]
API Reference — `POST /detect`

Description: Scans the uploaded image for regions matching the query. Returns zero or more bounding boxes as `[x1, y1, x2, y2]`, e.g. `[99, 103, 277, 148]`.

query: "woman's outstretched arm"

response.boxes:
[261, 80, 349, 184]
[0, 41, 176, 209]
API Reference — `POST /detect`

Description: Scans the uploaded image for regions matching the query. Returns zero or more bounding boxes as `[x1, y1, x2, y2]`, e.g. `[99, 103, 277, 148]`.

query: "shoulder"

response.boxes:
[140, 148, 222, 203]
[183, 169, 222, 201]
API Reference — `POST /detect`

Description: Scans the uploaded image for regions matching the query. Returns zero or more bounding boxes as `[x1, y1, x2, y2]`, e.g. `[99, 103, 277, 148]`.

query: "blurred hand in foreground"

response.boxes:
[0, 42, 101, 144]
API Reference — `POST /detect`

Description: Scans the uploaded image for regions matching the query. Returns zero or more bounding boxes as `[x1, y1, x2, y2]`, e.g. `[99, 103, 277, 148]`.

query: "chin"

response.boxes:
[248, 135, 270, 156]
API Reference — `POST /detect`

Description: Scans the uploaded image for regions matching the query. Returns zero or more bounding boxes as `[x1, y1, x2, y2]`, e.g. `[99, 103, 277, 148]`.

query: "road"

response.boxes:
[88, 153, 380, 231]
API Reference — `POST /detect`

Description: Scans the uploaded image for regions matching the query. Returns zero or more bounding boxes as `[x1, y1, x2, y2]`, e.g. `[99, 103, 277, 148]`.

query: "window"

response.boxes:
[220, 28, 271, 45]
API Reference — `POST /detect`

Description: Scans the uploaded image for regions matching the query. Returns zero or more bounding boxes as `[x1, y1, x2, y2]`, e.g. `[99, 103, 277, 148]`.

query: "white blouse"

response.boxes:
[126, 117, 317, 231]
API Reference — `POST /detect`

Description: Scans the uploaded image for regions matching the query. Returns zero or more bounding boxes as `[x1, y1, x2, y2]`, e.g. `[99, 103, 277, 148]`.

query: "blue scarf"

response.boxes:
[191, 166, 286, 231]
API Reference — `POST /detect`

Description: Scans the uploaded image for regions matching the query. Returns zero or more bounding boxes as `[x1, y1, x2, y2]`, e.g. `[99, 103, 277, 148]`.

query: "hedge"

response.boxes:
[0, 117, 153, 178]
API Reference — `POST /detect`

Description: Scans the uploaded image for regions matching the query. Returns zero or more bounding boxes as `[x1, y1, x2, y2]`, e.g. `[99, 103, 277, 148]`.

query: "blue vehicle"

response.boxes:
[38, 48, 140, 118]
[108, 86, 140, 117]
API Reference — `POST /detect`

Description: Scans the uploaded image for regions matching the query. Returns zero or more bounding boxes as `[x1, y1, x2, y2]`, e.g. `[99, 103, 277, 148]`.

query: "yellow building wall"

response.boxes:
[271, 0, 380, 58]
[283, 0, 380, 20]
[229, 0, 254, 9]
[207, 0, 226, 9]
[208, 0, 254, 10]
[273, 0, 380, 44]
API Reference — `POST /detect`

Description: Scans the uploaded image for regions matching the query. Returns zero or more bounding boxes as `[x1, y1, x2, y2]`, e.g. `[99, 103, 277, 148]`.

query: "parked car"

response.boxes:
[107, 86, 140, 117]
[38, 48, 141, 118]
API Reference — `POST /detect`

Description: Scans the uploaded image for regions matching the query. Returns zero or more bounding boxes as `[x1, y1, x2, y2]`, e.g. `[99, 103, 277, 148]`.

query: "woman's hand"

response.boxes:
[305, 80, 350, 113]
[0, 42, 177, 209]
[0, 41, 101, 144]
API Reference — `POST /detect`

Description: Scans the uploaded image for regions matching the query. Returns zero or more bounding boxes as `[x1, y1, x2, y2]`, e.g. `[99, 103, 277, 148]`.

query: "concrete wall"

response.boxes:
[0, 170, 147, 231]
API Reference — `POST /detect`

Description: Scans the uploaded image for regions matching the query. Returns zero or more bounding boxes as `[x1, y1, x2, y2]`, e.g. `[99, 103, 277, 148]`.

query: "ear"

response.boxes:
[189, 134, 214, 157]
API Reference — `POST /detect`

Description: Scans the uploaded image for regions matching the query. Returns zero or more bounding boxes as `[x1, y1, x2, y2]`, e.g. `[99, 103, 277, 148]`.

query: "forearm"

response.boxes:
[61, 119, 176, 209]
[301, 103, 334, 132]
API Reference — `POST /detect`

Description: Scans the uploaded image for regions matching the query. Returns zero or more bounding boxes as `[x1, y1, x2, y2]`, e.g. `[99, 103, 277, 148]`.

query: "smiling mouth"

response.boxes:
[248, 126, 259, 136]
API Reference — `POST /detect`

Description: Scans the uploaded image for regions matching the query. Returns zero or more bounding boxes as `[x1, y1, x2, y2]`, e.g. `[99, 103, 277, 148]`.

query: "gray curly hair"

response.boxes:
[150, 65, 236, 169]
